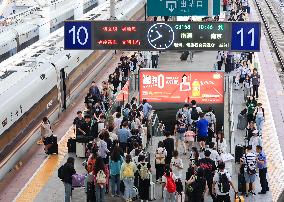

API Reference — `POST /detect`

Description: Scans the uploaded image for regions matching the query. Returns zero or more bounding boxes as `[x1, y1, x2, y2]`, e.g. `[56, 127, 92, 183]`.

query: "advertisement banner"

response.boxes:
[139, 71, 224, 103]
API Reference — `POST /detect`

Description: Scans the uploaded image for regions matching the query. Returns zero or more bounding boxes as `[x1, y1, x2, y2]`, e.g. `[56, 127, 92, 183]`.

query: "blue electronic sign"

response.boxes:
[64, 21, 92, 50]
[147, 0, 221, 16]
[231, 22, 261, 51]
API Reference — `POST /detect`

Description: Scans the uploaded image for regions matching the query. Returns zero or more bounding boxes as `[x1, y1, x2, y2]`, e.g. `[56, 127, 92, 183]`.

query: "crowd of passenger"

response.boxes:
[55, 1, 270, 202]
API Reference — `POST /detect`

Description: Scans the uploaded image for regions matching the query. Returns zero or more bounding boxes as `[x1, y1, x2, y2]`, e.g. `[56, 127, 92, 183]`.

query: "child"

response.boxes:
[170, 150, 183, 180]
[184, 125, 196, 152]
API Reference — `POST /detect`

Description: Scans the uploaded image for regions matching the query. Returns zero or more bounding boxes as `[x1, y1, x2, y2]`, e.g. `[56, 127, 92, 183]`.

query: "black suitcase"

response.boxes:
[47, 135, 58, 154]
[238, 173, 246, 194]
[67, 138, 76, 153]
[235, 145, 244, 163]
[180, 51, 189, 61]
[86, 182, 96, 202]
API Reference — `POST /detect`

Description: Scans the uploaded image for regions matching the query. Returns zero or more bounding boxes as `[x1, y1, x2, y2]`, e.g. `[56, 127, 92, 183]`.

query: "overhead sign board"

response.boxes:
[139, 70, 224, 103]
[64, 21, 261, 51]
[147, 0, 221, 16]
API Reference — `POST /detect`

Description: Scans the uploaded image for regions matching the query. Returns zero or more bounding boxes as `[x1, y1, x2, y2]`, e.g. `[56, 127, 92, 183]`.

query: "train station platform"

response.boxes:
[0, 1, 284, 202]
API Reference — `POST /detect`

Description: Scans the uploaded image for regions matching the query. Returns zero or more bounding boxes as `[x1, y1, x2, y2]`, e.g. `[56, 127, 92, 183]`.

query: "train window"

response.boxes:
[2, 118, 7, 127]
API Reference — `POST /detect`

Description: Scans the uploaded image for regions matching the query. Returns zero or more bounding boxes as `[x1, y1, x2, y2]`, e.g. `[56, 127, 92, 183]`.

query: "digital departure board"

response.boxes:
[64, 21, 261, 51]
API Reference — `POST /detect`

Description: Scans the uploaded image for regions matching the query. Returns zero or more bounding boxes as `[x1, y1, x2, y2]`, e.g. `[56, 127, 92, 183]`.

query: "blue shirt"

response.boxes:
[110, 156, 123, 175]
[196, 119, 209, 137]
[257, 151, 267, 169]
[117, 128, 131, 143]
[143, 102, 152, 118]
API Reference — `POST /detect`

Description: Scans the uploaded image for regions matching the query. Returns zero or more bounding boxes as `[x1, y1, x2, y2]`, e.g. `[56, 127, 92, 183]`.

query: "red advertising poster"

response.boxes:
[117, 80, 129, 102]
[139, 71, 224, 103]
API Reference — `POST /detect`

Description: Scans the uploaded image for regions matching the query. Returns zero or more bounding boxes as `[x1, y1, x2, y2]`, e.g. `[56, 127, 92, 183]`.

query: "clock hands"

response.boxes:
[151, 31, 163, 43]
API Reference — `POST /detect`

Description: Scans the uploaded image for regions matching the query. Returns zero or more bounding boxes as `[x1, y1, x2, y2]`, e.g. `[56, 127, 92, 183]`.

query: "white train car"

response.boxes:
[0, 0, 98, 63]
[0, 0, 145, 180]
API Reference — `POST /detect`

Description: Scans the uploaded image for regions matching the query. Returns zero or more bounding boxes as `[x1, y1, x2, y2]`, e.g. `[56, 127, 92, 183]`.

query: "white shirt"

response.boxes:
[41, 122, 52, 138]
[170, 157, 183, 179]
[109, 132, 118, 142]
[249, 136, 262, 153]
[213, 169, 232, 195]
[208, 148, 221, 165]
[114, 117, 123, 129]
[212, 138, 227, 154]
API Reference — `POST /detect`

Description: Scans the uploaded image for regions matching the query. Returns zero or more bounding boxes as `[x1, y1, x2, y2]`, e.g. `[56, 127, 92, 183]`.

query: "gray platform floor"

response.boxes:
[34, 51, 272, 202]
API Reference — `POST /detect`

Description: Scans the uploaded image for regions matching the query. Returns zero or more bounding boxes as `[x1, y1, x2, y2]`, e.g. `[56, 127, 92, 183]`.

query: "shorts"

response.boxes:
[175, 133, 185, 141]
[244, 172, 256, 183]
[197, 136, 207, 142]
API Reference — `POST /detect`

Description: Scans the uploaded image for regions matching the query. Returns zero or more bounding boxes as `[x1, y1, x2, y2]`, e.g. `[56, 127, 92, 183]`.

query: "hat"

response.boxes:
[252, 130, 259, 134]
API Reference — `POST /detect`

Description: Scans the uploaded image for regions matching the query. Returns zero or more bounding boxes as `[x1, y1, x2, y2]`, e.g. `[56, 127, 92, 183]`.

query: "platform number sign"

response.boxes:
[64, 21, 92, 50]
[231, 22, 260, 51]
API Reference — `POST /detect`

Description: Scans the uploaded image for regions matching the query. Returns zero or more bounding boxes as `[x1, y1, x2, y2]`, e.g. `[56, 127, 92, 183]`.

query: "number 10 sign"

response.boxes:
[231, 22, 260, 51]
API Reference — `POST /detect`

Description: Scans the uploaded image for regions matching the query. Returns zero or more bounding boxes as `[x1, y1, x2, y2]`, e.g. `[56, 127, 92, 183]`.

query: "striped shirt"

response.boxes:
[242, 152, 256, 171]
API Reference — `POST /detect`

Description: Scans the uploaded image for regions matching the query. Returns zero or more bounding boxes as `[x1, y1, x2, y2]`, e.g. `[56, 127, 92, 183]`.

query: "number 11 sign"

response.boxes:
[231, 22, 260, 51]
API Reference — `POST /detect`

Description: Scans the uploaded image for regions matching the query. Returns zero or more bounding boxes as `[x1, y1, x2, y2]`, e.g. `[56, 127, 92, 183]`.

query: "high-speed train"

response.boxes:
[0, 0, 98, 63]
[0, 0, 145, 180]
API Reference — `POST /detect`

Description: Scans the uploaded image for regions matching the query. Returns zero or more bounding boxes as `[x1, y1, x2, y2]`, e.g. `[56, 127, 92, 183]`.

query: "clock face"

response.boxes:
[147, 23, 175, 50]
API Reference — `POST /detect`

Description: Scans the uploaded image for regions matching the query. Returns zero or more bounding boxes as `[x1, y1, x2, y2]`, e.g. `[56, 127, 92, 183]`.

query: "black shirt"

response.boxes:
[80, 121, 92, 136]
[198, 158, 217, 180]
[163, 137, 174, 157]
[73, 117, 85, 136]
[62, 163, 76, 184]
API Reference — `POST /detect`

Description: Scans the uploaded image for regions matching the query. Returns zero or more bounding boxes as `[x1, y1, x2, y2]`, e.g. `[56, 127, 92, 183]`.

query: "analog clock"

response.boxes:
[147, 23, 175, 50]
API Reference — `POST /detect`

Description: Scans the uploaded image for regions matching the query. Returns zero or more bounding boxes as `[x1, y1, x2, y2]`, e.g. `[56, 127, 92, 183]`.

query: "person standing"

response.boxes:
[98, 132, 110, 164]
[155, 141, 167, 182]
[243, 75, 252, 102]
[256, 145, 269, 194]
[73, 111, 85, 137]
[176, 104, 191, 126]
[94, 157, 107, 202]
[162, 165, 177, 202]
[254, 103, 265, 136]
[120, 155, 137, 202]
[59, 157, 76, 202]
[163, 131, 175, 165]
[41, 117, 53, 153]
[216, 51, 225, 70]
[189, 100, 203, 125]
[109, 147, 123, 197]
[240, 145, 257, 197]
[196, 113, 209, 151]
[151, 51, 159, 68]
[174, 113, 187, 154]
[251, 68, 260, 99]
[117, 122, 132, 153]
[142, 99, 152, 123]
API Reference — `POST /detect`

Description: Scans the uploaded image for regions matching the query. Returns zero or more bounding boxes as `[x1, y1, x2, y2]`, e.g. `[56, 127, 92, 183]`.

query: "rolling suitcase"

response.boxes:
[237, 114, 247, 130]
[238, 173, 246, 194]
[76, 142, 86, 158]
[149, 182, 156, 201]
[235, 145, 244, 163]
[47, 135, 58, 154]
[67, 138, 76, 153]
[180, 51, 189, 61]
[72, 174, 85, 187]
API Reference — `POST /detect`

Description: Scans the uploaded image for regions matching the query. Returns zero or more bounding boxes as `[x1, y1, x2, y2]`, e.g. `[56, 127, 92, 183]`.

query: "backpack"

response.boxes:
[58, 165, 65, 180]
[176, 120, 187, 134]
[218, 173, 230, 193]
[139, 163, 150, 180]
[96, 170, 106, 184]
[165, 173, 176, 193]
[123, 163, 134, 178]
[191, 107, 199, 120]
[155, 149, 165, 164]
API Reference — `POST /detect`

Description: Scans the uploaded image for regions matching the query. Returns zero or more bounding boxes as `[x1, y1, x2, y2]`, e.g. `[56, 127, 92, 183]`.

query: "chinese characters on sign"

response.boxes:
[147, 0, 220, 16]
[140, 71, 224, 104]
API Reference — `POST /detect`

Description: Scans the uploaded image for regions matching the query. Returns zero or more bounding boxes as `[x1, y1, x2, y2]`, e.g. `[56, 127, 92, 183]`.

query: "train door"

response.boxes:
[60, 68, 67, 110]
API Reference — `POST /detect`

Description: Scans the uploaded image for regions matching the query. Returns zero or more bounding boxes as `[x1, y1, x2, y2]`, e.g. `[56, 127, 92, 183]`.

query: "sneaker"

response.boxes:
[245, 193, 249, 197]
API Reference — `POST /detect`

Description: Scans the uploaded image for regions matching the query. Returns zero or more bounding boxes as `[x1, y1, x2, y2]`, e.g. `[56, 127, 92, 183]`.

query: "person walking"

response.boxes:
[176, 104, 191, 126]
[256, 145, 269, 194]
[163, 131, 175, 165]
[254, 103, 265, 136]
[174, 113, 187, 154]
[212, 162, 237, 202]
[94, 157, 107, 202]
[117, 122, 131, 153]
[58, 157, 76, 202]
[196, 113, 209, 151]
[155, 141, 167, 182]
[162, 165, 177, 202]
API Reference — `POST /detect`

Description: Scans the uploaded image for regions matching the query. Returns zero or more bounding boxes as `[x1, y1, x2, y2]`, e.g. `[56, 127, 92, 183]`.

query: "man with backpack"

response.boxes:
[58, 157, 76, 202]
[212, 162, 237, 202]
[199, 150, 217, 200]
[204, 107, 216, 143]
[176, 104, 191, 125]
[162, 164, 177, 202]
[189, 100, 203, 125]
[196, 113, 209, 151]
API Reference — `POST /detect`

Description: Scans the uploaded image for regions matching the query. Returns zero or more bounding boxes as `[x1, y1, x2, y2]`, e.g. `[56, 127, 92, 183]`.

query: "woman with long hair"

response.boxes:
[214, 131, 227, 154]
[109, 146, 123, 197]
[93, 157, 107, 202]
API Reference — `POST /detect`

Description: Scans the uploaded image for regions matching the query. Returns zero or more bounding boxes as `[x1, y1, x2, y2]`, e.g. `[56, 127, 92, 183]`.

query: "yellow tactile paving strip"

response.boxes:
[14, 127, 73, 202]
[254, 54, 284, 202]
